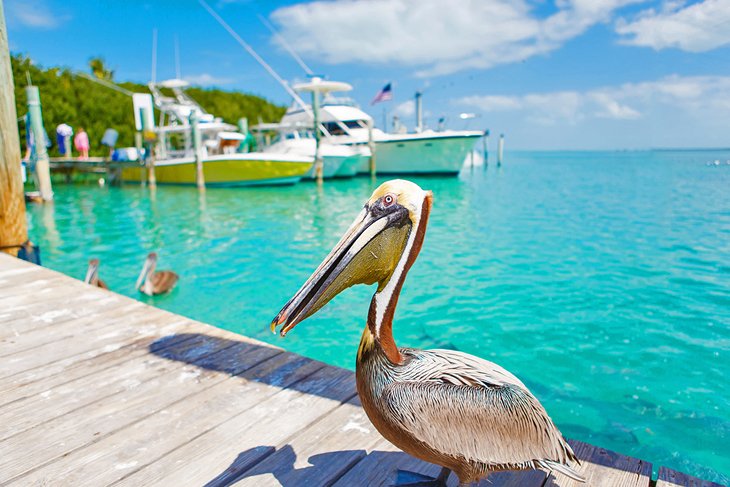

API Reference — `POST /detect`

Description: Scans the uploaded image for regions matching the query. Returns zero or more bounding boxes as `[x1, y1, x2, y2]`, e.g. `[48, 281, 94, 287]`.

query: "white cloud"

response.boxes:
[616, 0, 730, 51]
[7, 0, 70, 29]
[184, 73, 234, 86]
[393, 100, 415, 117]
[271, 0, 643, 77]
[456, 74, 730, 124]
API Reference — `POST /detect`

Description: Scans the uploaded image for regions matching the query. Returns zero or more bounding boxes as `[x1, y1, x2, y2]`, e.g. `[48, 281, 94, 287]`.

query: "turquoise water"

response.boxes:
[25, 150, 730, 483]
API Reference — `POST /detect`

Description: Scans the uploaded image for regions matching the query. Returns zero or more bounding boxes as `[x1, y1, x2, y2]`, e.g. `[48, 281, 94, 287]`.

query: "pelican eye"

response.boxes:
[383, 194, 396, 207]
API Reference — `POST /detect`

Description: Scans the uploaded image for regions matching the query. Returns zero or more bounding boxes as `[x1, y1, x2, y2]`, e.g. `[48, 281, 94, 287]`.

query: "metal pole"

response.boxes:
[140, 106, 156, 188]
[0, 0, 29, 257]
[498, 133, 504, 167]
[190, 110, 205, 189]
[415, 91, 423, 133]
[367, 118, 376, 179]
[312, 90, 323, 185]
[25, 86, 53, 201]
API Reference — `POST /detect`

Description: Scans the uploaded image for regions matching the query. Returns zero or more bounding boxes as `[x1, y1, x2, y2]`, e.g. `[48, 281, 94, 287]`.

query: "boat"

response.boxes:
[254, 121, 362, 179]
[280, 86, 484, 175]
[121, 79, 313, 187]
[252, 78, 367, 179]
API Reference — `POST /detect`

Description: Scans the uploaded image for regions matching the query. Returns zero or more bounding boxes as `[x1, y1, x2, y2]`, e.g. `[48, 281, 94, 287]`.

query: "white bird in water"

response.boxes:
[135, 252, 178, 296]
[272, 180, 584, 486]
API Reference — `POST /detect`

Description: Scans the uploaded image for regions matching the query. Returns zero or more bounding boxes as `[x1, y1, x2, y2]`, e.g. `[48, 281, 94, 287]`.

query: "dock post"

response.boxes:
[140, 106, 156, 189]
[482, 130, 489, 168]
[25, 86, 53, 201]
[237, 117, 249, 152]
[190, 109, 205, 190]
[498, 133, 504, 167]
[311, 88, 323, 185]
[0, 0, 29, 257]
[367, 118, 376, 180]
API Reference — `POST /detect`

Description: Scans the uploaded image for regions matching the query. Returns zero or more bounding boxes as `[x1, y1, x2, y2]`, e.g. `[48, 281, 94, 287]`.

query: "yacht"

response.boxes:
[280, 84, 484, 175]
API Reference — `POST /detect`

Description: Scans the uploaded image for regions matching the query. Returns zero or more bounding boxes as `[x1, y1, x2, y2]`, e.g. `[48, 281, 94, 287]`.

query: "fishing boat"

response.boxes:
[121, 79, 313, 187]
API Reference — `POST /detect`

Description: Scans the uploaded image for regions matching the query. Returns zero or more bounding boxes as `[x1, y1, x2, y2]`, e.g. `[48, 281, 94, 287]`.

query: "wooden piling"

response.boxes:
[25, 86, 53, 201]
[311, 89, 323, 185]
[140, 106, 156, 189]
[190, 110, 205, 190]
[367, 119, 376, 179]
[0, 0, 29, 257]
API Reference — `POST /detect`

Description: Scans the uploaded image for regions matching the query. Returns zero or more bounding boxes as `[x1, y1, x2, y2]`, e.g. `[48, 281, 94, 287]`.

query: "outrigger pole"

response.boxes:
[197, 0, 311, 116]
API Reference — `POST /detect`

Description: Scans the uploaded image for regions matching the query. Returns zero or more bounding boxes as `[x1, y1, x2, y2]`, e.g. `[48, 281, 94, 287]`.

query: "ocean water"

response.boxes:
[24, 150, 730, 483]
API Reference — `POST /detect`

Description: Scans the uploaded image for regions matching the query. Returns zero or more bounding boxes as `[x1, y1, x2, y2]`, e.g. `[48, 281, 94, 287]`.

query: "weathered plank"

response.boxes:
[0, 331, 239, 441]
[332, 440, 448, 487]
[0, 285, 134, 338]
[0, 337, 281, 483]
[0, 299, 139, 357]
[543, 439, 652, 487]
[656, 466, 725, 487]
[233, 398, 383, 486]
[11, 344, 302, 485]
[0, 307, 188, 380]
[116, 366, 357, 486]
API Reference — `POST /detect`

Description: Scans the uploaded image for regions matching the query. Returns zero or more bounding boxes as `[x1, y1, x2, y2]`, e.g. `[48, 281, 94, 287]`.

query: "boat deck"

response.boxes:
[0, 254, 721, 486]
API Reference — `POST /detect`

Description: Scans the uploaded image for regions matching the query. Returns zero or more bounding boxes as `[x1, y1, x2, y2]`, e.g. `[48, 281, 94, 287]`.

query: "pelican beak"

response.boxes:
[271, 202, 412, 337]
[135, 256, 152, 290]
[85, 260, 99, 284]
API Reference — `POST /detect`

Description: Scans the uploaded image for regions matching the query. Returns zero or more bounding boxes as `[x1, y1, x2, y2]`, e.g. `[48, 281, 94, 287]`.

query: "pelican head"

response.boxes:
[135, 252, 158, 291]
[85, 258, 100, 285]
[272, 179, 432, 339]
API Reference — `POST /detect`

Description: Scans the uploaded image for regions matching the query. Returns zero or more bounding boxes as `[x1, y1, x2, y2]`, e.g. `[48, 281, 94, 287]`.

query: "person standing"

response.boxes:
[74, 127, 90, 160]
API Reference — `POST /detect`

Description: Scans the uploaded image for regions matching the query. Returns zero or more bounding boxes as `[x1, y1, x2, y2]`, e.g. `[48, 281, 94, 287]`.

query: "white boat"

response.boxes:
[280, 89, 484, 175]
[255, 122, 363, 178]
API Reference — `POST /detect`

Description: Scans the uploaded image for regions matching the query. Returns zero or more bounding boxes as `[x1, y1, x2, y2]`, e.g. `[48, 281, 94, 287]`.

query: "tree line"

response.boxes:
[11, 54, 286, 157]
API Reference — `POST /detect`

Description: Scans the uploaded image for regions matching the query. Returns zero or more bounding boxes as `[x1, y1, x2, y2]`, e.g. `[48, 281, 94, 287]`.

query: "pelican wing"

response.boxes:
[151, 271, 179, 294]
[380, 349, 579, 474]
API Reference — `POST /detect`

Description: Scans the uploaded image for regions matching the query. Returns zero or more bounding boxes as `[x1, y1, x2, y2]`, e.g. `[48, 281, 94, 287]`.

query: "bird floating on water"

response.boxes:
[84, 258, 108, 289]
[135, 252, 178, 296]
[272, 180, 584, 486]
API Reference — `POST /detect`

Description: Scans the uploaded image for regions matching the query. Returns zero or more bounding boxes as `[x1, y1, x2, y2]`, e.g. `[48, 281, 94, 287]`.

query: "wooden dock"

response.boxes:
[0, 253, 722, 486]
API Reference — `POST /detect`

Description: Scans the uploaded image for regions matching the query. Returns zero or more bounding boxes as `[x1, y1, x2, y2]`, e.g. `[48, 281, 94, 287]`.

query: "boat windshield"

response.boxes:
[322, 95, 359, 108]
[342, 120, 368, 130]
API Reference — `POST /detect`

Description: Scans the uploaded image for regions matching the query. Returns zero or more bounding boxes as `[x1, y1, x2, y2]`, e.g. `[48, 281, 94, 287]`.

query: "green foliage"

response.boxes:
[11, 53, 286, 157]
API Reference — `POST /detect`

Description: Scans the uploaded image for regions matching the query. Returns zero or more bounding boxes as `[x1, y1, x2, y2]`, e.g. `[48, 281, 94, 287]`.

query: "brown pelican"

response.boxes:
[84, 258, 108, 289]
[135, 252, 178, 296]
[272, 180, 584, 486]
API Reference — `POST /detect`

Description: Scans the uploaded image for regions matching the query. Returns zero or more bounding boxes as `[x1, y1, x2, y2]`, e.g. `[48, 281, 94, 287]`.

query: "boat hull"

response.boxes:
[360, 134, 482, 174]
[303, 154, 345, 179]
[121, 155, 312, 187]
[334, 154, 361, 177]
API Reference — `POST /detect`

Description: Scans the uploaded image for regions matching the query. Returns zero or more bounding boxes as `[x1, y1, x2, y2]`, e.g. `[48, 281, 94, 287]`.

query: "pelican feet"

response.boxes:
[393, 466, 451, 486]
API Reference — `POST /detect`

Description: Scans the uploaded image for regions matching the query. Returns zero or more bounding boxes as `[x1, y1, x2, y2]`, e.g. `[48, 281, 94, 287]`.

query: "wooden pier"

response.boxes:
[0, 254, 722, 486]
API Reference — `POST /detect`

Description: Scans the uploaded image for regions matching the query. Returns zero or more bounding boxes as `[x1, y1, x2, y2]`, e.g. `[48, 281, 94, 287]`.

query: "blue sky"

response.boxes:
[6, 0, 730, 149]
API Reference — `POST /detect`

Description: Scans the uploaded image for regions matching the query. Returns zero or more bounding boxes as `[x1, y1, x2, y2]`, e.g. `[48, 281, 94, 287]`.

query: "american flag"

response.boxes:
[370, 82, 393, 105]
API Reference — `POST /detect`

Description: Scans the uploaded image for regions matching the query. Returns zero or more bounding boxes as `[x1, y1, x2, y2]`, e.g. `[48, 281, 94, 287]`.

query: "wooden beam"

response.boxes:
[0, 0, 28, 257]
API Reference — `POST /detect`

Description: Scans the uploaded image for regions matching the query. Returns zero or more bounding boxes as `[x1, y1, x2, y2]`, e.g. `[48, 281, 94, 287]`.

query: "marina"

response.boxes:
[4, 0, 730, 484]
[0, 253, 722, 486]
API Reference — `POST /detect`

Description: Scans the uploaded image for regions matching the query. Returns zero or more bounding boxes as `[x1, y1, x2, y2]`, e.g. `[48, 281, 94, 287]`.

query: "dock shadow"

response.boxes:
[148, 333, 355, 402]
[203, 445, 382, 487]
